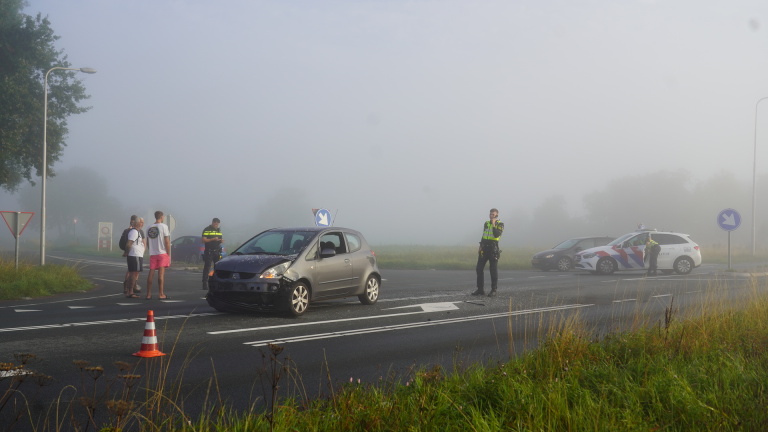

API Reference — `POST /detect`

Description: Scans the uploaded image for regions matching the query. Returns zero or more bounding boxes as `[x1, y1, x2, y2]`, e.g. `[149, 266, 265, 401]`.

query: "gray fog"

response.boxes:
[2, 0, 768, 251]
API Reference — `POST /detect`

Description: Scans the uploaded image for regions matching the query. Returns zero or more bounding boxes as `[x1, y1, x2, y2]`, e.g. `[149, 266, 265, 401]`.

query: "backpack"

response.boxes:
[119, 228, 132, 251]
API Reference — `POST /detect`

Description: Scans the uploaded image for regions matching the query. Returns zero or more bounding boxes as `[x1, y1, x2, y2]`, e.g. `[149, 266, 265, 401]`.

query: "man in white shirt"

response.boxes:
[122, 217, 146, 298]
[146, 211, 171, 299]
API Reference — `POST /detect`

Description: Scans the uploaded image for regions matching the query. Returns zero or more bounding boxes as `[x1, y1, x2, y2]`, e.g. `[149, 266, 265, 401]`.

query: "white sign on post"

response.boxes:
[98, 222, 113, 251]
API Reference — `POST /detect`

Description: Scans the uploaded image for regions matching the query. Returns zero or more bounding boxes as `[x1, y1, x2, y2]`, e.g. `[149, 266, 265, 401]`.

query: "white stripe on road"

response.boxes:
[0, 312, 221, 333]
[241, 304, 594, 347]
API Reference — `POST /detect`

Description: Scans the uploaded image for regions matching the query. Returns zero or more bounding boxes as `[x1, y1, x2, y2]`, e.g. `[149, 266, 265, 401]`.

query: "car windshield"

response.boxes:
[608, 233, 635, 247]
[552, 239, 580, 249]
[233, 230, 317, 255]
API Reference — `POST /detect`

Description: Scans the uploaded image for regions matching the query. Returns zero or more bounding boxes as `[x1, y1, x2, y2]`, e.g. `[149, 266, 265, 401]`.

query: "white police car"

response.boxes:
[574, 230, 702, 275]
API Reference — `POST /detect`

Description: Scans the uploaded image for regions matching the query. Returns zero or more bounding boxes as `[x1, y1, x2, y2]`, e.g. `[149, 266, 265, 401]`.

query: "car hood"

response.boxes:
[215, 254, 293, 273]
[533, 248, 564, 258]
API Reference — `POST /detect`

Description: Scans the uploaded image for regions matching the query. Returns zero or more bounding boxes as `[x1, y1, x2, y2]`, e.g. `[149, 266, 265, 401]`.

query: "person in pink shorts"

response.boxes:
[145, 210, 172, 299]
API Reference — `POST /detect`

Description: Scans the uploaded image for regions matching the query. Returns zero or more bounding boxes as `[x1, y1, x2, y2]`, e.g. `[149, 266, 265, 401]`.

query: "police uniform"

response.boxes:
[473, 219, 504, 296]
[202, 223, 223, 289]
[645, 236, 660, 276]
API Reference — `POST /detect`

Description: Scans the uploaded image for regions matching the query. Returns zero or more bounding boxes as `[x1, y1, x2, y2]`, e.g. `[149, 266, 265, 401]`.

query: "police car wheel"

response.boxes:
[673, 257, 693, 275]
[556, 257, 572, 272]
[596, 257, 616, 275]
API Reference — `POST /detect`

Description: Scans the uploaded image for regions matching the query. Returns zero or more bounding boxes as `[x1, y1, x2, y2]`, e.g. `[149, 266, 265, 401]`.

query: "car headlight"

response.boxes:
[581, 253, 596, 259]
[545, 254, 554, 259]
[260, 262, 290, 279]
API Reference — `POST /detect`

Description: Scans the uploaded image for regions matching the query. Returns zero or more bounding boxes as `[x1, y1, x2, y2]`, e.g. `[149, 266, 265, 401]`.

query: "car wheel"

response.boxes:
[556, 257, 572, 272]
[596, 257, 616, 275]
[286, 282, 310, 316]
[358, 275, 380, 305]
[673, 257, 694, 275]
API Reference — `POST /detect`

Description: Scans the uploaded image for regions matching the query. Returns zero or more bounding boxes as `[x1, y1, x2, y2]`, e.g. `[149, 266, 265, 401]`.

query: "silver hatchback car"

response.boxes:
[205, 227, 381, 316]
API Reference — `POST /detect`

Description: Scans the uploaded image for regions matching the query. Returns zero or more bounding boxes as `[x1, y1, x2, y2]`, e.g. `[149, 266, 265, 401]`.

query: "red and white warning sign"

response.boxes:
[0, 211, 34, 239]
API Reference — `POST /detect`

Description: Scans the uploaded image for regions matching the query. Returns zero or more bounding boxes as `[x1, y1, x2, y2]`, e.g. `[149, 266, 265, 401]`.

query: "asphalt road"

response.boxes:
[1, 252, 763, 428]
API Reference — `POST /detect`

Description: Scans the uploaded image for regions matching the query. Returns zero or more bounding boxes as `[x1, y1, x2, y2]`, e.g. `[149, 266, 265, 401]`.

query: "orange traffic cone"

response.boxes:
[132, 310, 166, 358]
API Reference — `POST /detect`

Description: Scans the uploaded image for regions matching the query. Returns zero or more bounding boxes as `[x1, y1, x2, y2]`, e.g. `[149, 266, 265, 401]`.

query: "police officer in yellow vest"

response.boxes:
[472, 208, 504, 297]
[645, 234, 660, 276]
[202, 218, 224, 290]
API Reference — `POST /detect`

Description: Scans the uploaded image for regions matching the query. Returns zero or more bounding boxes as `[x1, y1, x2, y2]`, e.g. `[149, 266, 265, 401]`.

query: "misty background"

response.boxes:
[1, 0, 768, 253]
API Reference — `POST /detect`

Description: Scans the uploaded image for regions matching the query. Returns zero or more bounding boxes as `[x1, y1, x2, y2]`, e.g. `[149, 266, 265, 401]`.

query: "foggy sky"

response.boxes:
[2, 0, 768, 247]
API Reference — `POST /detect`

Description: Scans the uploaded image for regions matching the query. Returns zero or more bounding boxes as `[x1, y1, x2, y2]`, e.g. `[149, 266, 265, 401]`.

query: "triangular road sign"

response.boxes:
[0, 211, 34, 239]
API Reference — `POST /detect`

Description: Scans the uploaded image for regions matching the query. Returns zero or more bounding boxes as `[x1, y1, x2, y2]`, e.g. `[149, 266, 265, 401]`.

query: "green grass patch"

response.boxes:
[0, 258, 92, 300]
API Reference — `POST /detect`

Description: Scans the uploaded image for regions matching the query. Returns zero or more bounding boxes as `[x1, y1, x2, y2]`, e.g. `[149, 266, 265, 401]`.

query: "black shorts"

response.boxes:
[127, 256, 143, 273]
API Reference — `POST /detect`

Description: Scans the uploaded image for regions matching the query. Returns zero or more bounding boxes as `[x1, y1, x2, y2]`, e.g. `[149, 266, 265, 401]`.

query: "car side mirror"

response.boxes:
[320, 248, 336, 258]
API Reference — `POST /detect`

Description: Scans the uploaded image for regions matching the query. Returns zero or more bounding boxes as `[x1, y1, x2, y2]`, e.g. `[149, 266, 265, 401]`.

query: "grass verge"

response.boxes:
[0, 259, 92, 301]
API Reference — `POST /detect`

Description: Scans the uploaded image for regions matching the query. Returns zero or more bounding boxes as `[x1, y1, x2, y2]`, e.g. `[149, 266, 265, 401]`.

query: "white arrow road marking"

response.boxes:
[209, 311, 426, 335]
[384, 302, 460, 312]
[242, 304, 594, 347]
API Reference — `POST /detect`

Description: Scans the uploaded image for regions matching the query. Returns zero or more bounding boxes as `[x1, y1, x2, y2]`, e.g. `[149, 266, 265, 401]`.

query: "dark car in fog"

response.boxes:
[531, 236, 614, 271]
[171, 235, 226, 263]
[205, 227, 381, 316]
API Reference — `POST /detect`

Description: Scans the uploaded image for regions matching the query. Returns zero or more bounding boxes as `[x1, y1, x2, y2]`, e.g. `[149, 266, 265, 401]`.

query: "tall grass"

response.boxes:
[0, 259, 91, 301]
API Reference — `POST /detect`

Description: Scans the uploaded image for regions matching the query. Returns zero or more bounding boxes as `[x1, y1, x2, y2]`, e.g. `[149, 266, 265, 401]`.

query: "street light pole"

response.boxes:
[41, 66, 96, 265]
[752, 96, 768, 256]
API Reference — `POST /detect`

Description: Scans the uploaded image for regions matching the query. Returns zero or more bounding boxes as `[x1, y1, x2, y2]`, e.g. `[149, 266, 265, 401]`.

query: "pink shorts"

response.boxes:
[150, 253, 170, 269]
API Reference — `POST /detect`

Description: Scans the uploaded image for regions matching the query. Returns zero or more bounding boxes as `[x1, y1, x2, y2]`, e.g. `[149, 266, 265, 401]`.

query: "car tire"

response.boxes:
[286, 282, 310, 316]
[673, 257, 694, 275]
[358, 275, 380, 305]
[556, 257, 572, 272]
[596, 257, 616, 275]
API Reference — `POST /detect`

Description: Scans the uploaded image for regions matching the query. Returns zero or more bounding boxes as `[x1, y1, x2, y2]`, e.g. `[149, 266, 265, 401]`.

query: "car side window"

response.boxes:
[320, 232, 347, 254]
[345, 233, 362, 253]
[304, 242, 318, 261]
[626, 234, 647, 247]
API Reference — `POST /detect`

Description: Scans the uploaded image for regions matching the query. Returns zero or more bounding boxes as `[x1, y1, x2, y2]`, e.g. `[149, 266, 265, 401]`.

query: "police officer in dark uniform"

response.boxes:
[202, 218, 224, 290]
[472, 208, 504, 297]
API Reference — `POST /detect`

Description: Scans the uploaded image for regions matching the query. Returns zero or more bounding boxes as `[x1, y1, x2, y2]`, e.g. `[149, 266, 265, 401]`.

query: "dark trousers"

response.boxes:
[647, 251, 659, 275]
[476, 252, 499, 291]
[202, 250, 221, 283]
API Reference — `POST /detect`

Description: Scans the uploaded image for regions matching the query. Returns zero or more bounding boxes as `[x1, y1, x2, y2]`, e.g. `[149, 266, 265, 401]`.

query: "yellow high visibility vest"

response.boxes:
[482, 221, 501, 241]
